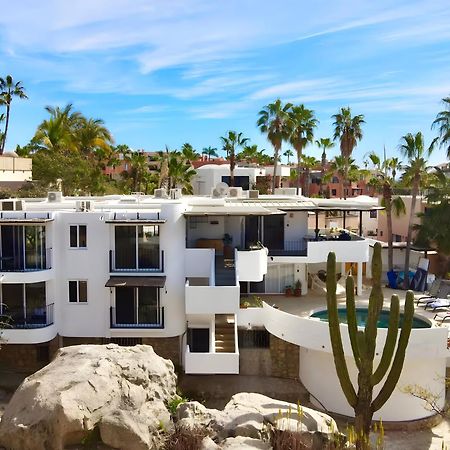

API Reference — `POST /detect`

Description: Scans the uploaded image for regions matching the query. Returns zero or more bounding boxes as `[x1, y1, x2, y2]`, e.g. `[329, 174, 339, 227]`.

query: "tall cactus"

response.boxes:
[326, 242, 414, 449]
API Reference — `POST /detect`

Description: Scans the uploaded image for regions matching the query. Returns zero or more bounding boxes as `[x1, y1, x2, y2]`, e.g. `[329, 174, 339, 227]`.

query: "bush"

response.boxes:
[166, 394, 189, 417]
[163, 423, 209, 450]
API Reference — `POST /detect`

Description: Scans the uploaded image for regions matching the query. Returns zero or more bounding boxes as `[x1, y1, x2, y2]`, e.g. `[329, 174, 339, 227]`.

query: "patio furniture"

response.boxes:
[424, 298, 450, 311]
[434, 309, 450, 323]
[311, 273, 346, 298]
[416, 278, 442, 305]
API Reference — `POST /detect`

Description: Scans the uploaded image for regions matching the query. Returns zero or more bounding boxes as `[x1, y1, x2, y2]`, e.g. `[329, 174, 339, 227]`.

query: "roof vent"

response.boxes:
[47, 191, 63, 203]
[0, 199, 25, 211]
[170, 188, 182, 199]
[228, 187, 243, 198]
[249, 190, 259, 199]
[76, 200, 93, 212]
[154, 189, 168, 199]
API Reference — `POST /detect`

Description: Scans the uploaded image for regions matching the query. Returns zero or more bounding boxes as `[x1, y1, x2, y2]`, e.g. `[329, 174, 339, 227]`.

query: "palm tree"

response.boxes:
[257, 99, 293, 193]
[202, 146, 218, 161]
[300, 154, 319, 197]
[332, 107, 365, 199]
[181, 143, 199, 164]
[289, 105, 318, 195]
[123, 151, 148, 192]
[325, 156, 362, 198]
[77, 117, 114, 164]
[315, 138, 335, 196]
[367, 152, 405, 272]
[168, 152, 197, 193]
[0, 75, 28, 154]
[399, 132, 433, 288]
[283, 149, 294, 164]
[431, 96, 450, 159]
[220, 131, 249, 187]
[237, 144, 261, 164]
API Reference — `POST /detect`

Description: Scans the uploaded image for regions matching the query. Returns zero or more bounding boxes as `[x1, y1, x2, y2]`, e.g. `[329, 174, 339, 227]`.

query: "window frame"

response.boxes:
[69, 224, 87, 249]
[68, 280, 88, 303]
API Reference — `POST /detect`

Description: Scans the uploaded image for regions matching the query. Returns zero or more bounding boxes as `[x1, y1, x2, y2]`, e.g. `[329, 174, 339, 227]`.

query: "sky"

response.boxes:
[0, 0, 449, 165]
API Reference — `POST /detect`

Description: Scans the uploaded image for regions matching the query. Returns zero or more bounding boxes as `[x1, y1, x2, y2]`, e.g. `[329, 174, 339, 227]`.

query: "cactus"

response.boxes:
[326, 242, 414, 449]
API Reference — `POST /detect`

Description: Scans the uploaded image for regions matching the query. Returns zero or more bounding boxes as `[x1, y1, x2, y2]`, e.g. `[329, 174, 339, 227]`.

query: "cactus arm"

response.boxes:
[345, 275, 361, 370]
[365, 243, 383, 361]
[371, 291, 415, 413]
[327, 252, 357, 408]
[371, 295, 400, 385]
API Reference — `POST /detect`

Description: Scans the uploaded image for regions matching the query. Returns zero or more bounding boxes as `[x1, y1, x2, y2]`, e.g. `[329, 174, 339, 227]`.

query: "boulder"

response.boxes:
[220, 436, 272, 449]
[0, 344, 177, 450]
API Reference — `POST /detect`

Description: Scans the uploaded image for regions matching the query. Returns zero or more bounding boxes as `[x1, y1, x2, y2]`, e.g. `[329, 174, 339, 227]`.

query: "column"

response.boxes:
[357, 262, 363, 296]
[341, 262, 346, 278]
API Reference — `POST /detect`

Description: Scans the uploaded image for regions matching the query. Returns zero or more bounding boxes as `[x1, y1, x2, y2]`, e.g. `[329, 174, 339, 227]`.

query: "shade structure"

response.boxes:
[105, 276, 166, 288]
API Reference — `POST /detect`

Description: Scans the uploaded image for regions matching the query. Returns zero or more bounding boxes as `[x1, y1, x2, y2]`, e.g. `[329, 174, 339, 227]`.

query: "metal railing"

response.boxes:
[0, 303, 54, 329]
[0, 248, 52, 272]
[109, 306, 164, 329]
[109, 249, 164, 272]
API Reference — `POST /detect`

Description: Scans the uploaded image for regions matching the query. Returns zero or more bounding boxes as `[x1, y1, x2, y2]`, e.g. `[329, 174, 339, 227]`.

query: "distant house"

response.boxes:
[0, 153, 32, 190]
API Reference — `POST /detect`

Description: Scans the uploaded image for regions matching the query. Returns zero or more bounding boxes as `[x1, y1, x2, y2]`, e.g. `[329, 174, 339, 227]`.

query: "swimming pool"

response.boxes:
[310, 308, 431, 329]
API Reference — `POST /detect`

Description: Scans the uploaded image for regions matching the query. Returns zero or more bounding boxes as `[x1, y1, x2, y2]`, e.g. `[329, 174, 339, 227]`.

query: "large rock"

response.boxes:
[177, 392, 341, 447]
[0, 344, 177, 450]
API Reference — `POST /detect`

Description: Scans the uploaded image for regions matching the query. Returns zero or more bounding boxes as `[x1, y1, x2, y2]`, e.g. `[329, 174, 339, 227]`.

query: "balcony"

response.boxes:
[235, 247, 268, 282]
[267, 240, 307, 257]
[306, 235, 368, 263]
[109, 249, 164, 273]
[0, 248, 52, 272]
[109, 306, 164, 329]
[184, 346, 239, 374]
[0, 302, 54, 329]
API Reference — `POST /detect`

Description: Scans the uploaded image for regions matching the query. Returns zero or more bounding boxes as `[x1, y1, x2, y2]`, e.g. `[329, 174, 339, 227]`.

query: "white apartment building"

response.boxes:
[0, 191, 445, 422]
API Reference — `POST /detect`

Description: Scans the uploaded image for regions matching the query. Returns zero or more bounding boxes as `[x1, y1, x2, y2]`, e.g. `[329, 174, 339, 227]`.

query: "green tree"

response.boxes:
[237, 144, 263, 164]
[325, 155, 362, 198]
[181, 143, 199, 164]
[367, 152, 405, 272]
[327, 243, 414, 449]
[414, 167, 450, 276]
[431, 96, 450, 159]
[315, 138, 335, 196]
[283, 148, 294, 164]
[122, 151, 149, 193]
[299, 154, 319, 197]
[257, 99, 293, 193]
[399, 132, 432, 288]
[289, 105, 318, 195]
[220, 131, 249, 187]
[202, 146, 218, 161]
[332, 107, 365, 199]
[0, 75, 28, 154]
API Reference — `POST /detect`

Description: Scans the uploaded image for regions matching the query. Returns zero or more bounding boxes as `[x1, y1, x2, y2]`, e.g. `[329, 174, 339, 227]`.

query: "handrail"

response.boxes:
[110, 306, 165, 329]
[109, 249, 164, 272]
[0, 302, 54, 329]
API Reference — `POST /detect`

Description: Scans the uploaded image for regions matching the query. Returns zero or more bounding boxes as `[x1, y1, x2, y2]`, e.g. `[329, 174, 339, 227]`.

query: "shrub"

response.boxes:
[163, 423, 209, 450]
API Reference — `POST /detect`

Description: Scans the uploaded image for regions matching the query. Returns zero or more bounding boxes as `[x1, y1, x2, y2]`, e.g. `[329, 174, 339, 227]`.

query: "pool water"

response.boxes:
[310, 308, 431, 329]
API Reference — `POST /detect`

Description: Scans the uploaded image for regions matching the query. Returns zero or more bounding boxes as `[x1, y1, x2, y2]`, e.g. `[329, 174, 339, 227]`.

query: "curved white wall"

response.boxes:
[262, 303, 447, 421]
[2, 324, 57, 344]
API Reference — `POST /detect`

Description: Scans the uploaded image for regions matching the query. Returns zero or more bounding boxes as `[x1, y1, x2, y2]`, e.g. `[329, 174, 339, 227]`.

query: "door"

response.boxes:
[138, 287, 159, 325]
[115, 287, 135, 324]
[188, 328, 210, 353]
[263, 215, 284, 251]
[245, 216, 260, 248]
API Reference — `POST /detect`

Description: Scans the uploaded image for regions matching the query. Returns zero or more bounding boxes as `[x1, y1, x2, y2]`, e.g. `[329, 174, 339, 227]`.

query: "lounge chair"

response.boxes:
[416, 279, 442, 305]
[424, 298, 450, 311]
[311, 273, 346, 298]
[434, 309, 450, 323]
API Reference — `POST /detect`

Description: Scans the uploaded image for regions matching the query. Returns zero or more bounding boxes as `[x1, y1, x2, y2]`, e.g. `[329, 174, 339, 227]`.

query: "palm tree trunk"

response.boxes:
[404, 175, 420, 289]
[272, 146, 280, 193]
[0, 104, 10, 155]
[296, 151, 301, 195]
[305, 169, 310, 197]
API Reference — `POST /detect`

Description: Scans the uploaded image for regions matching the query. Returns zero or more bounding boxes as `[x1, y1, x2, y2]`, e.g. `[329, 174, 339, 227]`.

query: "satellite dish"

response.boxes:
[215, 182, 229, 196]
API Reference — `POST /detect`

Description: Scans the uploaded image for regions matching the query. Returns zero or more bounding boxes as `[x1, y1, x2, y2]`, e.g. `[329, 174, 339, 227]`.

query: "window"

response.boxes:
[379, 230, 383, 237]
[369, 210, 378, 219]
[70, 225, 87, 248]
[68, 280, 88, 303]
[332, 177, 339, 183]
[331, 189, 337, 196]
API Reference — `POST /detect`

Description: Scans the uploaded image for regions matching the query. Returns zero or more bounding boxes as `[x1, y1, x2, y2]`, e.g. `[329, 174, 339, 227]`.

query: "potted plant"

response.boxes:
[285, 285, 293, 296]
[294, 280, 302, 297]
[240, 298, 250, 309]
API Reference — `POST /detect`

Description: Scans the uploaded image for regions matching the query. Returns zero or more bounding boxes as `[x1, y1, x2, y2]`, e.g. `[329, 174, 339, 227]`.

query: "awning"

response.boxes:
[105, 276, 166, 288]
[184, 205, 286, 216]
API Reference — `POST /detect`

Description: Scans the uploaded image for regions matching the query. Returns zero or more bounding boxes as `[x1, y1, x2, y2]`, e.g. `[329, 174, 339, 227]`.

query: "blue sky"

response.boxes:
[1, 0, 449, 165]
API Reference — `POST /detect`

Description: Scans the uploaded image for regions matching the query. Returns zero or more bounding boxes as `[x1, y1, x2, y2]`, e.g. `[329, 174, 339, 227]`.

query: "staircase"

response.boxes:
[215, 256, 236, 286]
[215, 314, 236, 353]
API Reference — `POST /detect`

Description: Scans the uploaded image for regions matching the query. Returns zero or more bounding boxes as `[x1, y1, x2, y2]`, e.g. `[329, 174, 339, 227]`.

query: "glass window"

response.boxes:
[70, 225, 87, 248]
[69, 280, 87, 303]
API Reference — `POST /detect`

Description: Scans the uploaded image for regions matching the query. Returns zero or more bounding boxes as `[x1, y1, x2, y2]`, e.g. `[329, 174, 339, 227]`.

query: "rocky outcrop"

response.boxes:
[0, 344, 177, 450]
[178, 392, 343, 449]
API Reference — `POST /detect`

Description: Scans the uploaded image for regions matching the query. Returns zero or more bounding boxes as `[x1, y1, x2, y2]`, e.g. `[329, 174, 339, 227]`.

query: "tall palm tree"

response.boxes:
[237, 144, 261, 164]
[283, 149, 294, 164]
[123, 151, 148, 192]
[202, 146, 218, 161]
[325, 156, 362, 198]
[332, 107, 365, 199]
[315, 138, 335, 196]
[367, 152, 405, 272]
[181, 143, 199, 164]
[0, 75, 28, 154]
[77, 117, 114, 162]
[300, 154, 319, 197]
[289, 105, 318, 194]
[431, 96, 450, 159]
[399, 132, 432, 288]
[257, 99, 293, 193]
[220, 131, 249, 187]
[168, 151, 197, 193]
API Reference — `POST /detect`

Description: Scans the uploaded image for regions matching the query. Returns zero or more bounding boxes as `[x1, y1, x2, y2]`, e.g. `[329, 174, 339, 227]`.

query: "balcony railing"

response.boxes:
[109, 249, 164, 273]
[109, 306, 164, 329]
[0, 248, 52, 272]
[0, 303, 54, 329]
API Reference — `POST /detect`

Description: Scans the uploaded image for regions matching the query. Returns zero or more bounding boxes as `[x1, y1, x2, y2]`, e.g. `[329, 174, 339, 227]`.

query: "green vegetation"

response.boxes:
[166, 394, 190, 417]
[326, 242, 414, 449]
[220, 131, 249, 187]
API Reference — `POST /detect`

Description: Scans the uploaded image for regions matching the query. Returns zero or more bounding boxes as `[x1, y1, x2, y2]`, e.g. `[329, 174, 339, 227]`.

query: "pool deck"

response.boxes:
[256, 283, 450, 333]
